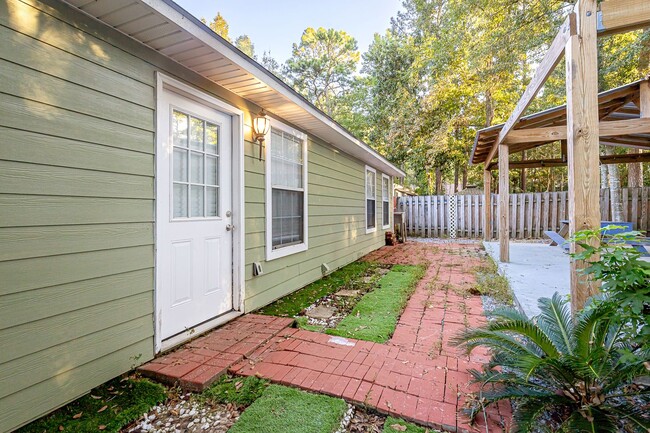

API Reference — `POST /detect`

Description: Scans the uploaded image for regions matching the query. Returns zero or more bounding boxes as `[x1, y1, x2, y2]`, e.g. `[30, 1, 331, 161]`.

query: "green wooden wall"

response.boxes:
[243, 140, 391, 311]
[0, 0, 392, 430]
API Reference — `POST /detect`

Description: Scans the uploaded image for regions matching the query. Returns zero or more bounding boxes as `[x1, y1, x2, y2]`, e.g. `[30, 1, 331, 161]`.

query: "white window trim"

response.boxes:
[382, 173, 391, 229]
[365, 165, 377, 234]
[265, 119, 309, 261]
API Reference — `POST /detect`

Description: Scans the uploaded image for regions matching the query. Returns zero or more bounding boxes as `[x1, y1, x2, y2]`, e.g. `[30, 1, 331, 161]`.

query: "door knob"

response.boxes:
[226, 210, 232, 217]
[226, 224, 233, 231]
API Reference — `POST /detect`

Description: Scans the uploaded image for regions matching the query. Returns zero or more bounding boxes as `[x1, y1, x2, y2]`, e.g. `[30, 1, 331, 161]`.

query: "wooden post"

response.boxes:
[484, 170, 492, 241]
[629, 81, 650, 187]
[498, 143, 510, 262]
[566, 0, 601, 313]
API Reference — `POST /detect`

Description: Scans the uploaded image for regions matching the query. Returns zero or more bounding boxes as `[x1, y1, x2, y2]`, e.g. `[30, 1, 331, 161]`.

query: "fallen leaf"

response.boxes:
[72, 412, 83, 419]
[58, 426, 64, 431]
[97, 405, 108, 413]
[235, 381, 243, 390]
[90, 395, 101, 400]
[98, 425, 106, 431]
[390, 424, 407, 432]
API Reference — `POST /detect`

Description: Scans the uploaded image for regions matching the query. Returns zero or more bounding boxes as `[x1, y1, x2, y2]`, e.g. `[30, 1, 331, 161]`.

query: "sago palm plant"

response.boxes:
[453, 293, 650, 433]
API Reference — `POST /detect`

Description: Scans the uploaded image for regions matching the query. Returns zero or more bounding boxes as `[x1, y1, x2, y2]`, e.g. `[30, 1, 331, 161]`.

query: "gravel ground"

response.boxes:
[123, 393, 240, 433]
[346, 407, 386, 433]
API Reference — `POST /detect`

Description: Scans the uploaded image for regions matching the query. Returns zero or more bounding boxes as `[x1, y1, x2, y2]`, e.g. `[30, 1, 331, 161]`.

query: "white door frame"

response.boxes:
[154, 72, 245, 353]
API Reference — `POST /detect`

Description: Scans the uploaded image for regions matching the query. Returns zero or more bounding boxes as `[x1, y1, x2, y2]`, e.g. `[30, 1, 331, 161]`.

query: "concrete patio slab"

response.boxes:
[484, 242, 569, 317]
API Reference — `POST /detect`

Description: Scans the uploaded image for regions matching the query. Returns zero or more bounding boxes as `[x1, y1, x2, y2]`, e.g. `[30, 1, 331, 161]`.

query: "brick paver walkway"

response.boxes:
[140, 242, 512, 432]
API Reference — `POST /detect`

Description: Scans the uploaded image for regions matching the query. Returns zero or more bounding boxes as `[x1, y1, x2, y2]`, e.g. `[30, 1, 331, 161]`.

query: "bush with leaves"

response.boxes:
[454, 294, 650, 433]
[570, 227, 650, 353]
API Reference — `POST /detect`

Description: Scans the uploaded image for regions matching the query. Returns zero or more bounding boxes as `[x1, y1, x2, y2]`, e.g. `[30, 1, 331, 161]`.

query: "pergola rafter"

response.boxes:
[471, 0, 650, 312]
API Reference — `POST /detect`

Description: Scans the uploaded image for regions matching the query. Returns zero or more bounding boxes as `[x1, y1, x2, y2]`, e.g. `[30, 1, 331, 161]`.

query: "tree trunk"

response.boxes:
[435, 167, 442, 195]
[485, 89, 494, 128]
[600, 164, 608, 188]
[453, 165, 459, 193]
[605, 147, 624, 221]
[520, 151, 527, 192]
[628, 149, 644, 187]
[462, 167, 468, 190]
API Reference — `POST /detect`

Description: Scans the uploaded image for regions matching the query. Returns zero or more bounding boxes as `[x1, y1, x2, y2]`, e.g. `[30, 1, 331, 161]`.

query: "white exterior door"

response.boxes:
[157, 88, 234, 341]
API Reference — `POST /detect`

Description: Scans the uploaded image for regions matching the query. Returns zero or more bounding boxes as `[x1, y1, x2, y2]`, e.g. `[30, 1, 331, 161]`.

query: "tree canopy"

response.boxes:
[201, 1, 650, 192]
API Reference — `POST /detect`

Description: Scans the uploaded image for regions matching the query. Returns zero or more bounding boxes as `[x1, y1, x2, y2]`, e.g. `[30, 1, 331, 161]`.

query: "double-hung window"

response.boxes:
[366, 166, 376, 233]
[382, 174, 391, 229]
[266, 124, 308, 260]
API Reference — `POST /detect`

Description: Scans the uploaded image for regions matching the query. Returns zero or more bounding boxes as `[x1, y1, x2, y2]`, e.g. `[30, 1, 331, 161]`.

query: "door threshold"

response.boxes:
[160, 310, 242, 353]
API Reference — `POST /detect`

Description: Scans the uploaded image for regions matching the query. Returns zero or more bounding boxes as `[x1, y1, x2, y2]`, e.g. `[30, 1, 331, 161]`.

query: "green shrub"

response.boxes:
[454, 294, 650, 433]
[570, 227, 650, 355]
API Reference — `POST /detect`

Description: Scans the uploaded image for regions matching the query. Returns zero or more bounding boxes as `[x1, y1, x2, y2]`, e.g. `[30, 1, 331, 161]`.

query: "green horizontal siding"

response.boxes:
[0, 1, 157, 431]
[243, 136, 391, 311]
[1, 0, 395, 431]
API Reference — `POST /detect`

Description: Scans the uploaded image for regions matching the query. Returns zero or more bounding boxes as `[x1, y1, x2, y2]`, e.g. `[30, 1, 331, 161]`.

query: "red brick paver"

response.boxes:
[138, 314, 295, 391]
[140, 242, 512, 432]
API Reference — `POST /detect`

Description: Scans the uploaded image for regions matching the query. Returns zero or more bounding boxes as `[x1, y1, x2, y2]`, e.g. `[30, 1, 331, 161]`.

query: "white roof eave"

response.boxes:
[136, 0, 405, 178]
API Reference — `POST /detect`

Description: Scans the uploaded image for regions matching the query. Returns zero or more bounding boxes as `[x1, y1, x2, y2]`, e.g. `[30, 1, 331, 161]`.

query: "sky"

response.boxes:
[174, 0, 404, 64]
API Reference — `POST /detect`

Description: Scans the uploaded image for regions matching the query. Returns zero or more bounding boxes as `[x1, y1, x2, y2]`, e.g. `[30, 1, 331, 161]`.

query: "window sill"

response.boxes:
[266, 242, 308, 261]
[366, 227, 377, 235]
[382, 224, 391, 230]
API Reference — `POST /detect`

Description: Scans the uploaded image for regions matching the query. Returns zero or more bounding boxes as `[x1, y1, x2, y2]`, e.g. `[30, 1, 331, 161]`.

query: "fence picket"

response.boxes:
[398, 187, 650, 239]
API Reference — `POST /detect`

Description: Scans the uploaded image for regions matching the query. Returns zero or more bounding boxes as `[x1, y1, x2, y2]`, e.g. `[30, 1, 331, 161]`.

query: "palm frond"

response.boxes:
[536, 293, 574, 356]
[573, 300, 615, 358]
[608, 403, 650, 433]
[481, 319, 560, 358]
[559, 408, 619, 433]
[512, 400, 554, 433]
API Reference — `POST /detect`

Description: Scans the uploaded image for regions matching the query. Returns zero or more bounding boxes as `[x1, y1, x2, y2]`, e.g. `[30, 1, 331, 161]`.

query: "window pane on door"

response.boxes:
[190, 117, 204, 150]
[172, 109, 221, 219]
[173, 148, 188, 182]
[190, 152, 204, 184]
[190, 185, 204, 217]
[206, 156, 218, 186]
[206, 186, 219, 217]
[206, 123, 219, 155]
[173, 184, 188, 218]
[172, 111, 188, 148]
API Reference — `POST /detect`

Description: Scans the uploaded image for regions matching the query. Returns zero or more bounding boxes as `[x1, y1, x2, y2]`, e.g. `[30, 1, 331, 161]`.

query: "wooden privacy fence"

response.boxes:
[397, 187, 650, 239]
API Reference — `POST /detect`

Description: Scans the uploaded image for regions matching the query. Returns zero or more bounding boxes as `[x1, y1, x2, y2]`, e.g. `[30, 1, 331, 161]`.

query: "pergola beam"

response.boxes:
[503, 118, 650, 144]
[484, 14, 577, 165]
[598, 0, 650, 37]
[487, 152, 650, 170]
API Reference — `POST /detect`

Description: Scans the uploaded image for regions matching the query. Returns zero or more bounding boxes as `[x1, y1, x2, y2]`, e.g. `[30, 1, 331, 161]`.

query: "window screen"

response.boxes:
[270, 129, 304, 249]
[366, 169, 376, 230]
[382, 176, 390, 227]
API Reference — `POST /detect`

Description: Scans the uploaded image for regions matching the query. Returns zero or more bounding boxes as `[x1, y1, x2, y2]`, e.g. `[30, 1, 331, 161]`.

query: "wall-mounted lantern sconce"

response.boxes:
[252, 110, 271, 160]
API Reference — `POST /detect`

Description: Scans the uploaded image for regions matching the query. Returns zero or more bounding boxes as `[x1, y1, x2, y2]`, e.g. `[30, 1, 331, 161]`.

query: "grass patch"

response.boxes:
[200, 374, 268, 406]
[18, 377, 167, 433]
[229, 385, 347, 433]
[473, 257, 513, 305]
[383, 417, 434, 432]
[327, 264, 426, 343]
[258, 261, 380, 317]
